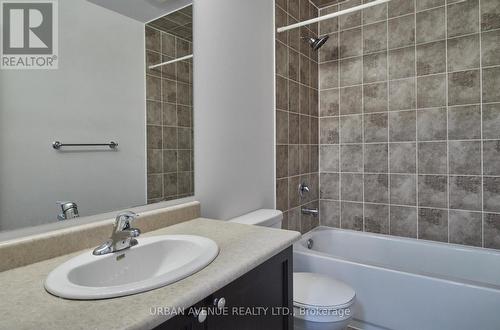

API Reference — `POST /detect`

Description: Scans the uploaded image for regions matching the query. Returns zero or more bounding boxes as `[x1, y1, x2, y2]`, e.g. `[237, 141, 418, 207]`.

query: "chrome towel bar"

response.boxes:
[52, 141, 118, 150]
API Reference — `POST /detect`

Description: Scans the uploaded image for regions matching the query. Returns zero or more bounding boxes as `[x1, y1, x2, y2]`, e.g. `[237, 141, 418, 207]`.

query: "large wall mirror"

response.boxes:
[0, 0, 193, 233]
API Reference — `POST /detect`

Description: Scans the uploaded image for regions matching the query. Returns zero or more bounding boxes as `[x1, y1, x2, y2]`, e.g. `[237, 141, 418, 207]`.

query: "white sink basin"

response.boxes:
[45, 235, 219, 300]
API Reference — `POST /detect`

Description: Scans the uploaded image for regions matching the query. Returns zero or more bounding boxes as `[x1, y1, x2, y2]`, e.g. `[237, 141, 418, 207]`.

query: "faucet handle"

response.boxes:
[114, 211, 139, 230]
[56, 201, 79, 221]
[298, 183, 310, 198]
[94, 211, 140, 255]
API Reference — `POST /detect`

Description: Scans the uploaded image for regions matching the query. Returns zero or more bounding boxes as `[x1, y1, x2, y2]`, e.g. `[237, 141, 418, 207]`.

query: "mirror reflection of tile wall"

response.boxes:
[145, 6, 194, 203]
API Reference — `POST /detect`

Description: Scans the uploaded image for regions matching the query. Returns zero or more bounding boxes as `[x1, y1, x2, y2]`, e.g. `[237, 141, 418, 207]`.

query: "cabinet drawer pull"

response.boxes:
[213, 297, 226, 309]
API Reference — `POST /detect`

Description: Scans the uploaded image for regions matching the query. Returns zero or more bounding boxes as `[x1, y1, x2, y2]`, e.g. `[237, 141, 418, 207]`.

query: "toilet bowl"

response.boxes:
[227, 210, 355, 329]
[293, 272, 355, 330]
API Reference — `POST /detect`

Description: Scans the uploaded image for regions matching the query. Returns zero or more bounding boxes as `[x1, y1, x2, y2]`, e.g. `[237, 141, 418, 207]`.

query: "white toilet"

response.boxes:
[229, 210, 355, 329]
[293, 272, 355, 330]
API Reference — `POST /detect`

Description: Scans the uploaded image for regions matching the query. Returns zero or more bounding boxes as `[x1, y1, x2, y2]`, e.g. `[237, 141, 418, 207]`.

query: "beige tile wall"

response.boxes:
[276, 0, 321, 233]
[316, 0, 500, 249]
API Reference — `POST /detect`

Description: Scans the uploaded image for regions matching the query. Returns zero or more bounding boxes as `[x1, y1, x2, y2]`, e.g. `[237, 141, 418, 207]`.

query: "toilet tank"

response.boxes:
[229, 209, 283, 228]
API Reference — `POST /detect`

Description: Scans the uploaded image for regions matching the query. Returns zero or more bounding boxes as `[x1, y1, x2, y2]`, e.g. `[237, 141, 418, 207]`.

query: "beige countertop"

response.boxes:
[0, 218, 300, 330]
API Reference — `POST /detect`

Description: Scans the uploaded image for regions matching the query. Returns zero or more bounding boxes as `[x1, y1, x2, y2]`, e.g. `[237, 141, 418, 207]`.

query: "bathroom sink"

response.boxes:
[44, 235, 219, 300]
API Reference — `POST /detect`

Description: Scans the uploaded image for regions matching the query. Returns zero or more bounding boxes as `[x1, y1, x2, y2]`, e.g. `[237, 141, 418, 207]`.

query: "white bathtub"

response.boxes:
[293, 226, 500, 330]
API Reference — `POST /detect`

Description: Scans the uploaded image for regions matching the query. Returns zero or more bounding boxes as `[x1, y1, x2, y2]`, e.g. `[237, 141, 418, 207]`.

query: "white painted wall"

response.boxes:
[193, 0, 276, 220]
[0, 0, 146, 231]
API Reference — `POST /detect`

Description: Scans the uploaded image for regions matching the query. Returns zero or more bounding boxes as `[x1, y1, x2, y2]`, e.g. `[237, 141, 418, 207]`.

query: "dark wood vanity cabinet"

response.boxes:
[155, 246, 293, 330]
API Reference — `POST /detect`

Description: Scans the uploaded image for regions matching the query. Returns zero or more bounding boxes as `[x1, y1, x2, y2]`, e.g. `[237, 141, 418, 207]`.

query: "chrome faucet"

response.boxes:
[298, 183, 310, 197]
[93, 211, 141, 256]
[301, 208, 319, 217]
[57, 201, 79, 221]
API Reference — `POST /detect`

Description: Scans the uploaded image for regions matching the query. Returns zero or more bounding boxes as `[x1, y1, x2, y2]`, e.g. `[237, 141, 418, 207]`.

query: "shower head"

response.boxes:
[303, 35, 329, 51]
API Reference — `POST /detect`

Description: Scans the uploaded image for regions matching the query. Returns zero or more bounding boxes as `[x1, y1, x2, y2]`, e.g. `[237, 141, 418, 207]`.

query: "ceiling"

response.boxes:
[148, 5, 192, 41]
[86, 0, 192, 23]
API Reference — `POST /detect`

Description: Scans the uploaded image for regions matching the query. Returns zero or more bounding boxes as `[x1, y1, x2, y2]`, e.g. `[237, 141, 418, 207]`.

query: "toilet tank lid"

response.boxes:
[229, 209, 282, 227]
[293, 272, 355, 309]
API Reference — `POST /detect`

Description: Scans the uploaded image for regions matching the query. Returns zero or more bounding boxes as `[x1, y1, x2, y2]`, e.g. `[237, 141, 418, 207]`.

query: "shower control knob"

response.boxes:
[197, 309, 208, 323]
[214, 297, 226, 309]
[298, 183, 310, 197]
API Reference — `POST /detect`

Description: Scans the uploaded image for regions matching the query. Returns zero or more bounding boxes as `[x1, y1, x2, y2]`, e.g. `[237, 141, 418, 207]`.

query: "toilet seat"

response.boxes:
[293, 272, 355, 324]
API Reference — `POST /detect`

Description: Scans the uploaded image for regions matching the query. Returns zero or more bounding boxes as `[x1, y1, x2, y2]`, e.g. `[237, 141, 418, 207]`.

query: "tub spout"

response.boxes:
[301, 207, 319, 217]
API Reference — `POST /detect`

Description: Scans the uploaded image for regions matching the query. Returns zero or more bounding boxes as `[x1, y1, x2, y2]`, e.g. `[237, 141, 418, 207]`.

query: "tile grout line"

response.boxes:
[307, 0, 312, 227]
[318, 6, 324, 227]
[444, 0, 450, 244]
[315, 3, 321, 228]
[302, 0, 308, 232]
[414, 0, 419, 239]
[160, 30, 165, 200]
[360, 6, 365, 233]
[337, 11, 342, 230]
[316, 199, 487, 213]
[315, 69, 500, 93]
[174, 33, 180, 198]
[478, 0, 485, 248]
[317, 171, 497, 178]
[288, 2, 294, 230]
[286, 6, 292, 224]
[386, 1, 391, 234]
[313, 137, 500, 144]
[277, 2, 284, 229]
